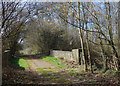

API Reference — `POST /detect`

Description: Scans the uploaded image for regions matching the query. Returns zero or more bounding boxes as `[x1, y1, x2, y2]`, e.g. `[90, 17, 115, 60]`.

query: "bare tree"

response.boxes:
[78, 2, 87, 71]
[1, 2, 30, 58]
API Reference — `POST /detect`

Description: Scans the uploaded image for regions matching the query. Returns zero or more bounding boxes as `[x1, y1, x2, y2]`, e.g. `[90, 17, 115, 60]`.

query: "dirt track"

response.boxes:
[25, 59, 55, 71]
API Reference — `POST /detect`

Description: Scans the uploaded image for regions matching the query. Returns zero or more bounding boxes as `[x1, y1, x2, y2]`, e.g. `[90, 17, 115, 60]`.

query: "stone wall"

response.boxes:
[72, 49, 79, 63]
[50, 49, 80, 63]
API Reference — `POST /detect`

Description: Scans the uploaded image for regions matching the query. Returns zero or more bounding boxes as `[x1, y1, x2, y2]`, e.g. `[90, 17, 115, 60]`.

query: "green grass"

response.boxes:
[68, 71, 75, 76]
[87, 79, 94, 83]
[36, 68, 56, 73]
[19, 50, 26, 54]
[16, 79, 23, 83]
[51, 76, 70, 83]
[105, 70, 117, 76]
[36, 67, 71, 84]
[77, 76, 85, 80]
[68, 70, 85, 80]
[68, 70, 79, 76]
[40, 56, 64, 69]
[11, 58, 28, 70]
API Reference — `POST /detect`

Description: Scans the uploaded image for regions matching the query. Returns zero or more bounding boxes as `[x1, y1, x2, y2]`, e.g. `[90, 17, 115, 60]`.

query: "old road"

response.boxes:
[21, 56, 81, 85]
[25, 59, 56, 72]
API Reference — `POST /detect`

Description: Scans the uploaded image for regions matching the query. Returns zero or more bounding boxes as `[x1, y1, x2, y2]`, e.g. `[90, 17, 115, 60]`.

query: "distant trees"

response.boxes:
[23, 16, 81, 54]
[22, 2, 81, 54]
[24, 18, 64, 53]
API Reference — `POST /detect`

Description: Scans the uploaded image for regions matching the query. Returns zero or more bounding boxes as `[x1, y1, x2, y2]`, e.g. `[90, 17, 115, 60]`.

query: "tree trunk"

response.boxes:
[84, 3, 93, 73]
[85, 21, 93, 73]
[99, 32, 107, 72]
[78, 2, 87, 71]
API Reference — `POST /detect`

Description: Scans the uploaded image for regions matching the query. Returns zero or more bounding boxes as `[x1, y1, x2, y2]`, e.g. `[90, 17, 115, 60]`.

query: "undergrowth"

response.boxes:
[11, 58, 28, 70]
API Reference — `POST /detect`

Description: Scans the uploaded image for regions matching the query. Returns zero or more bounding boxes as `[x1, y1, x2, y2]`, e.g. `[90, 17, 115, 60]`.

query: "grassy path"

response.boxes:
[24, 57, 82, 85]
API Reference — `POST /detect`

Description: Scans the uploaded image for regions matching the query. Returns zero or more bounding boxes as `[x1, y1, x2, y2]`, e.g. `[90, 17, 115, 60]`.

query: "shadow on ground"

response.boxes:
[2, 66, 74, 85]
[2, 55, 120, 85]
[3, 66, 119, 86]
